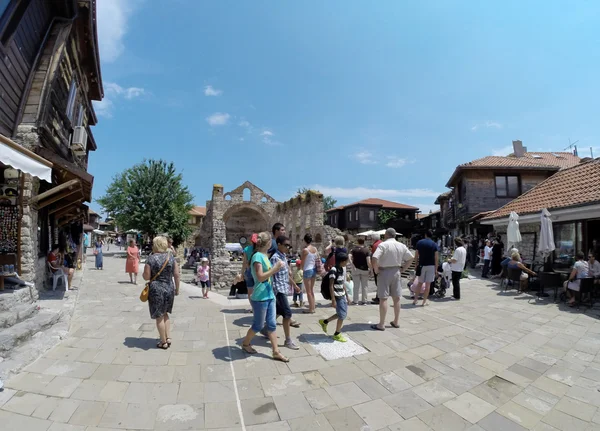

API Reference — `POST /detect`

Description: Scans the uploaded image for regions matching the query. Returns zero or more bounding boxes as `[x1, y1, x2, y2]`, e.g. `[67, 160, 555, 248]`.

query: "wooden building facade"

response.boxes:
[0, 0, 103, 290]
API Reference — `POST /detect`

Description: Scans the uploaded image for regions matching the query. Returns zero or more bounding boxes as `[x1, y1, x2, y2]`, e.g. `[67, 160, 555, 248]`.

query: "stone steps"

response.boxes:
[0, 309, 62, 353]
[0, 303, 38, 329]
[0, 287, 37, 312]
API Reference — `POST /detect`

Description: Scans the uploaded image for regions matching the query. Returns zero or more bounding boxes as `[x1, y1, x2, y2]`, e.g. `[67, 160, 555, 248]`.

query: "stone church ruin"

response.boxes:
[199, 181, 340, 289]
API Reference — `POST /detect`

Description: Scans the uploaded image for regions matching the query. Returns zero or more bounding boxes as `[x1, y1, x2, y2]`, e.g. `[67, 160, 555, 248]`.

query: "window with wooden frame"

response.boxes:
[495, 175, 520, 198]
[0, 0, 30, 47]
[66, 79, 78, 121]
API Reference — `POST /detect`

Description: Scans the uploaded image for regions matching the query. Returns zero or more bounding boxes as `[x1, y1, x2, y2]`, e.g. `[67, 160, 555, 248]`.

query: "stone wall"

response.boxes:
[495, 222, 541, 262]
[19, 174, 42, 296]
[274, 190, 341, 254]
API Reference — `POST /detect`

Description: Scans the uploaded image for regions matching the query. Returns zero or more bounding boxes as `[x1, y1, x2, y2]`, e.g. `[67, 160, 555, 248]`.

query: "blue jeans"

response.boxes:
[293, 283, 304, 303]
[244, 268, 255, 288]
[250, 299, 276, 333]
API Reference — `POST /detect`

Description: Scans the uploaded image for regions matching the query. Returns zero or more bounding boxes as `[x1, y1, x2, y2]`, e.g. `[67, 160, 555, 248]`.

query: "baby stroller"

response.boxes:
[432, 262, 452, 298]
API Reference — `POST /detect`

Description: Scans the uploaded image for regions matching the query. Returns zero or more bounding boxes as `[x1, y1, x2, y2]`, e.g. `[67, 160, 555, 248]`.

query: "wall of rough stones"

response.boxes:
[495, 222, 541, 262]
[274, 191, 341, 255]
[18, 174, 43, 296]
[200, 183, 342, 290]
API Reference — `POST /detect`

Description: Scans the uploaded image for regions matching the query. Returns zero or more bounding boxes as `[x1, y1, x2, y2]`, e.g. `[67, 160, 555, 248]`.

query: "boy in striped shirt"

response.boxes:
[318, 252, 349, 342]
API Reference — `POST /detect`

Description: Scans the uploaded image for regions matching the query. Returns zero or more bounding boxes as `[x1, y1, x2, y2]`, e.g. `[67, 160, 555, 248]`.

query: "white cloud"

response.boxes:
[94, 82, 146, 117]
[97, 0, 139, 63]
[105, 83, 146, 99]
[312, 185, 441, 199]
[492, 145, 514, 156]
[261, 130, 274, 137]
[352, 151, 378, 165]
[386, 157, 408, 168]
[206, 112, 230, 126]
[238, 120, 250, 128]
[204, 85, 222, 96]
[472, 120, 503, 132]
[93, 99, 114, 118]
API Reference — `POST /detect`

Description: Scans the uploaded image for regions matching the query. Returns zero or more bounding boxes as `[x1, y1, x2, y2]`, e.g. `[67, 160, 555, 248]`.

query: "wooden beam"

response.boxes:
[55, 205, 82, 220]
[49, 198, 83, 216]
[59, 214, 83, 227]
[37, 186, 81, 209]
[31, 179, 80, 204]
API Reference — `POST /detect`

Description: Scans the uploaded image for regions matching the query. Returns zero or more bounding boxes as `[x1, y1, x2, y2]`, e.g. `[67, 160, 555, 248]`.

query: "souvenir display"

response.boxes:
[0, 206, 18, 253]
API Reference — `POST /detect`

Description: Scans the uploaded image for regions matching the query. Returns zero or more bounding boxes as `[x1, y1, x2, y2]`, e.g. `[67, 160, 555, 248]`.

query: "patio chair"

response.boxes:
[47, 262, 68, 291]
[505, 267, 523, 293]
[539, 272, 563, 302]
[578, 278, 596, 309]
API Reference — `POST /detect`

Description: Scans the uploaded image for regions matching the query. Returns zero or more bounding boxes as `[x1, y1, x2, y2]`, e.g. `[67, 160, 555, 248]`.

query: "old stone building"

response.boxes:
[200, 182, 340, 289]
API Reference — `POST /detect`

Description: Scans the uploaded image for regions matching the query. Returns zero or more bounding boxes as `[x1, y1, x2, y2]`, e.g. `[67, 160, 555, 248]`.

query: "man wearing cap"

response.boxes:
[371, 228, 414, 330]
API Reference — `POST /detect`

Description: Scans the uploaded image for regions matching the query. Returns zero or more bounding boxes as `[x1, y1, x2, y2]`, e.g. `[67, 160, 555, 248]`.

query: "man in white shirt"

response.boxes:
[482, 240, 492, 278]
[448, 238, 467, 300]
[371, 228, 414, 330]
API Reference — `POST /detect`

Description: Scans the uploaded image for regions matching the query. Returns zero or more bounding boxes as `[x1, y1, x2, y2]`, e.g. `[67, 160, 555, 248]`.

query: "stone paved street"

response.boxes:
[2, 255, 600, 430]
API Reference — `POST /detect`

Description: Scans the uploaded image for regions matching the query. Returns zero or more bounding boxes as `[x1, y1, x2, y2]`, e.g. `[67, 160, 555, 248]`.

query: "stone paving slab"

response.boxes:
[1, 254, 600, 430]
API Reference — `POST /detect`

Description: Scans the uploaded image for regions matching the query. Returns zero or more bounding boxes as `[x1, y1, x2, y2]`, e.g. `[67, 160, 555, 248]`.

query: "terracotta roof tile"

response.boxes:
[326, 198, 418, 212]
[518, 152, 581, 169]
[189, 206, 206, 216]
[483, 159, 600, 220]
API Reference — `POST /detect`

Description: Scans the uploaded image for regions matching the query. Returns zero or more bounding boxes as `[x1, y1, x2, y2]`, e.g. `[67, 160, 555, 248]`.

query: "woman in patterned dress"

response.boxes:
[143, 236, 180, 349]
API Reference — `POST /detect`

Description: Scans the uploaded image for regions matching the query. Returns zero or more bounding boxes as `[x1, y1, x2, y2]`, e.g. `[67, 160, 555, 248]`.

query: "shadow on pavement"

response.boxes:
[123, 337, 157, 350]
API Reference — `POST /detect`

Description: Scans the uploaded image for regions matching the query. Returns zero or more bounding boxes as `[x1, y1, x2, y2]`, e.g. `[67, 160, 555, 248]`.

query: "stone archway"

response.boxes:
[222, 203, 270, 243]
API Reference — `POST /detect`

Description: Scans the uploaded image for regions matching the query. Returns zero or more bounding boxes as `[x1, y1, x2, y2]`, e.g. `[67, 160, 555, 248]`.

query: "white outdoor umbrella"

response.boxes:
[538, 208, 555, 258]
[357, 230, 375, 236]
[506, 211, 522, 250]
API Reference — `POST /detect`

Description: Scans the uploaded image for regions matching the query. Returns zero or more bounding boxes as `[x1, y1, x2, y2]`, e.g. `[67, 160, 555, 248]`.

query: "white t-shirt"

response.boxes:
[573, 260, 589, 279]
[484, 246, 492, 260]
[589, 260, 600, 278]
[450, 246, 467, 272]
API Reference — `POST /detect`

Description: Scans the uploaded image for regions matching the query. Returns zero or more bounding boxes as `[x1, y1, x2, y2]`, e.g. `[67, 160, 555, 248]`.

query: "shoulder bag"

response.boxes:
[140, 254, 170, 302]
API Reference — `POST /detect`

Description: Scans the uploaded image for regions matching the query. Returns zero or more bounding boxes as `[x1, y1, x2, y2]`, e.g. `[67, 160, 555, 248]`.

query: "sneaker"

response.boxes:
[371, 299, 380, 305]
[318, 319, 328, 334]
[284, 339, 300, 350]
[332, 333, 347, 342]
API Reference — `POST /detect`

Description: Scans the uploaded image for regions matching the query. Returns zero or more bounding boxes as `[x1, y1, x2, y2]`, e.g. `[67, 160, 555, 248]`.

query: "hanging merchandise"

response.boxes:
[0, 206, 18, 253]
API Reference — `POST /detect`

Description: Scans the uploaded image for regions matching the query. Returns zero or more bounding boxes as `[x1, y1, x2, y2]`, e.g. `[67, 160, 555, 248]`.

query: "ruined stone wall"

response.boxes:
[19, 174, 43, 296]
[274, 190, 341, 255]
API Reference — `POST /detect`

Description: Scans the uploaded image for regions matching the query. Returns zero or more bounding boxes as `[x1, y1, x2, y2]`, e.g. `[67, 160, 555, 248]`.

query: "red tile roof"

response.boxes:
[326, 198, 418, 212]
[189, 206, 206, 216]
[482, 159, 600, 220]
[446, 152, 580, 187]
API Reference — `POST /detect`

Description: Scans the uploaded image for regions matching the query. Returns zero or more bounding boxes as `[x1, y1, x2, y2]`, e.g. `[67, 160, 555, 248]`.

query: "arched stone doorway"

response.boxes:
[223, 203, 270, 244]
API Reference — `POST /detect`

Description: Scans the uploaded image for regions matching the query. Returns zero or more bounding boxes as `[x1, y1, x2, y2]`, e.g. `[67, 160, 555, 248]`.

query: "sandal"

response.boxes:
[157, 341, 169, 350]
[412, 298, 418, 305]
[166, 338, 172, 346]
[371, 324, 385, 331]
[242, 344, 257, 354]
[272, 352, 289, 362]
[302, 310, 315, 314]
[290, 320, 301, 328]
[390, 322, 400, 328]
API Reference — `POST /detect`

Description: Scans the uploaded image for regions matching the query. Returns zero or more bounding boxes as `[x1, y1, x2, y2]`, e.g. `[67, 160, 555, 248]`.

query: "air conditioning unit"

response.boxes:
[71, 126, 87, 156]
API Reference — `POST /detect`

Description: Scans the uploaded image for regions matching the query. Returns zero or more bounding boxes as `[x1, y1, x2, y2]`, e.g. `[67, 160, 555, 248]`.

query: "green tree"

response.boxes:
[377, 209, 398, 228]
[97, 160, 194, 246]
[296, 187, 337, 211]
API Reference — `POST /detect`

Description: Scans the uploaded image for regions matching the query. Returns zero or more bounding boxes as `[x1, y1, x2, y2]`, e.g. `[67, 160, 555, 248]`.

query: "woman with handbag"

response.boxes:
[301, 233, 321, 314]
[142, 236, 180, 349]
[94, 240, 104, 270]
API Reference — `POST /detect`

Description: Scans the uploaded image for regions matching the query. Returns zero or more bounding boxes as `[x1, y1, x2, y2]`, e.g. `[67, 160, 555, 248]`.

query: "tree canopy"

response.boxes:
[97, 160, 194, 245]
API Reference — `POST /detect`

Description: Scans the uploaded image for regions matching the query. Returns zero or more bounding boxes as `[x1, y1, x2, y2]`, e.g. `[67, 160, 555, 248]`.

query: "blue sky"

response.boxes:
[91, 0, 600, 215]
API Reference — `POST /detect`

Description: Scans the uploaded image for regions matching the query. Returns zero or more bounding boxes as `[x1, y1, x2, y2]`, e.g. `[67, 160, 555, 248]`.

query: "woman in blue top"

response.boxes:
[241, 231, 288, 362]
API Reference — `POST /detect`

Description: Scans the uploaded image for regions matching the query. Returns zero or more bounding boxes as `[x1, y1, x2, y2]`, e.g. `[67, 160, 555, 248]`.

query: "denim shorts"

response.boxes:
[275, 291, 292, 319]
[303, 268, 317, 279]
[335, 296, 348, 320]
[244, 268, 255, 288]
[250, 298, 276, 333]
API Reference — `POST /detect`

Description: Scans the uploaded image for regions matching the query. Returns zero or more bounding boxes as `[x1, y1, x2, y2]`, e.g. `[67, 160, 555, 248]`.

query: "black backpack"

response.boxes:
[321, 269, 336, 300]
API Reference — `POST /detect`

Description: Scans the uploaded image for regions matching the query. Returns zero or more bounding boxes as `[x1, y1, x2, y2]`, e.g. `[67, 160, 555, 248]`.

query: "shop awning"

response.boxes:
[0, 134, 53, 182]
